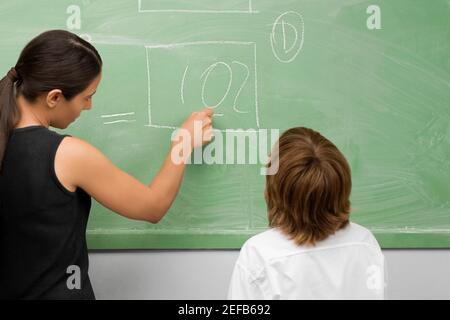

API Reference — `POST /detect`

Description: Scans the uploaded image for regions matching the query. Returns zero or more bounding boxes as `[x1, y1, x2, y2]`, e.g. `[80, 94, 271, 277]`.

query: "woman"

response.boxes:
[0, 30, 213, 299]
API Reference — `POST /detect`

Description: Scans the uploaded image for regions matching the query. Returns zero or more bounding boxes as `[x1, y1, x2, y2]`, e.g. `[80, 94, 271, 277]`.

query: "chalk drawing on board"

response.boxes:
[200, 61, 233, 110]
[101, 112, 137, 125]
[138, 0, 258, 14]
[270, 11, 305, 63]
[231, 61, 251, 114]
[144, 41, 260, 131]
[180, 65, 189, 104]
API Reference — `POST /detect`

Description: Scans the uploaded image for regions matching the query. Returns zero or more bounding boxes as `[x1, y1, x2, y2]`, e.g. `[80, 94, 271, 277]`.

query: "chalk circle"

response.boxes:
[270, 11, 304, 63]
[200, 62, 233, 109]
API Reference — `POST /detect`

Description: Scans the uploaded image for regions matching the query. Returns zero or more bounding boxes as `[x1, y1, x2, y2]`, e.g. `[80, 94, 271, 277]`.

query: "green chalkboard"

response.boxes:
[1, 0, 449, 248]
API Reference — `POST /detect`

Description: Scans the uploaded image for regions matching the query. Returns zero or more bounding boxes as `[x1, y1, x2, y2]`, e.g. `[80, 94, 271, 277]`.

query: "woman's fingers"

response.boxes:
[202, 117, 212, 128]
[203, 127, 214, 143]
[202, 107, 214, 118]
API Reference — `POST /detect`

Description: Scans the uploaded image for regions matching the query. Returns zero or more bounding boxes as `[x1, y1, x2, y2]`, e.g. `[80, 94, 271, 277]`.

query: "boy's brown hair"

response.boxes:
[266, 127, 351, 246]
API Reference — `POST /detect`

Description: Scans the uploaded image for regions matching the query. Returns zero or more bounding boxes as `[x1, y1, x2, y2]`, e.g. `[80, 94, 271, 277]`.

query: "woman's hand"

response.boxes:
[176, 107, 214, 150]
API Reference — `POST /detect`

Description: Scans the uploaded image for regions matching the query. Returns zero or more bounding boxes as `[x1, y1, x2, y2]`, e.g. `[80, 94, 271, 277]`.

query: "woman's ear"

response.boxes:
[46, 89, 63, 109]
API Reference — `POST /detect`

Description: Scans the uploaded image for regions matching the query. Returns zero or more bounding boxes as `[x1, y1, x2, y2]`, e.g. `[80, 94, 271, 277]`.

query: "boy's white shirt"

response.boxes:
[228, 222, 385, 300]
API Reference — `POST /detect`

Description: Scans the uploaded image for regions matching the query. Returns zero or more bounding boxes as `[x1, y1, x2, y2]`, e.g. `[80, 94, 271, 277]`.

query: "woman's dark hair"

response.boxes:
[0, 29, 102, 169]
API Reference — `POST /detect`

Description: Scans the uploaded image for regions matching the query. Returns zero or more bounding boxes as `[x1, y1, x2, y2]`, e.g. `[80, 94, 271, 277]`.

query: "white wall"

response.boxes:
[88, 249, 450, 300]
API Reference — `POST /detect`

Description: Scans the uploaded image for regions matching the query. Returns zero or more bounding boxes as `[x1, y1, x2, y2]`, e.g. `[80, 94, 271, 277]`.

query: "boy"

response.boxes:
[228, 127, 384, 299]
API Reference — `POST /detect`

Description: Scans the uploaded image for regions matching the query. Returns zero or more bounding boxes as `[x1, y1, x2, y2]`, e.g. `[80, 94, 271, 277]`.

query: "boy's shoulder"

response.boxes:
[239, 222, 381, 264]
[238, 228, 295, 265]
[330, 222, 381, 250]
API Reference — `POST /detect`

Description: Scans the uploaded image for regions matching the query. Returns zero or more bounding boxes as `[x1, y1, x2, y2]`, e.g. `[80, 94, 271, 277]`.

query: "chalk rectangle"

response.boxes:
[145, 41, 259, 130]
[138, 0, 256, 13]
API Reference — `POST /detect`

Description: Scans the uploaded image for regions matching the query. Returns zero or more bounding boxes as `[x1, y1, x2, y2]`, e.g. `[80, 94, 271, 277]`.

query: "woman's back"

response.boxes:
[0, 126, 94, 299]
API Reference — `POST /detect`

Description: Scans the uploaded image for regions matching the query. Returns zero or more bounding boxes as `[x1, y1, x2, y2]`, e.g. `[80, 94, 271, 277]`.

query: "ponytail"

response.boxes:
[0, 68, 20, 170]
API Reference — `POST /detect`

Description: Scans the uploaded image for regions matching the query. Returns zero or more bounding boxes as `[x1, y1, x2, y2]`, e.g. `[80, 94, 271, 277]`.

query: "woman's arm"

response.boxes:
[55, 108, 213, 223]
